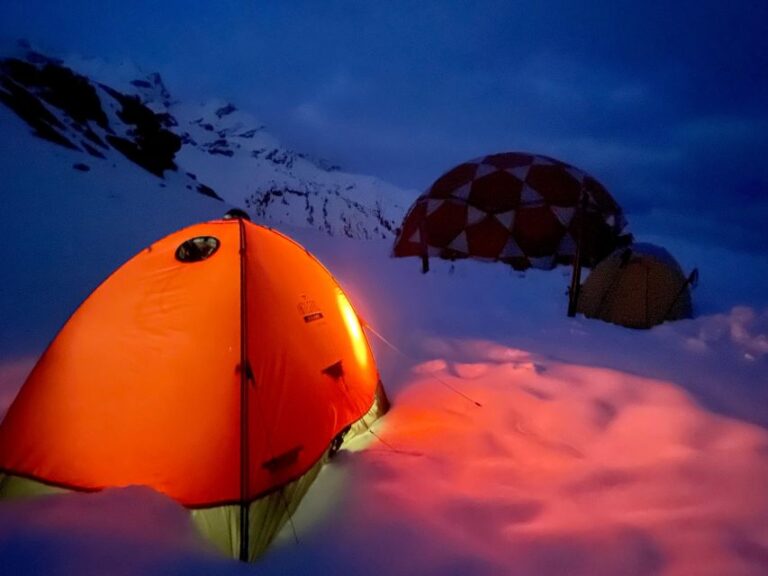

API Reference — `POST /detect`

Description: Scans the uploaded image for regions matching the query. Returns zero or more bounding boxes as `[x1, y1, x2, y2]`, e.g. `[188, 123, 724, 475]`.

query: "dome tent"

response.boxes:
[393, 152, 627, 271]
[576, 243, 696, 329]
[392, 151, 630, 315]
[0, 215, 388, 561]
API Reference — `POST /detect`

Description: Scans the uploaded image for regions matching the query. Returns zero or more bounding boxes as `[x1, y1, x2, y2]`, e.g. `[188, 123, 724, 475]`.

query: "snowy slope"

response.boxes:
[1, 50, 768, 576]
[169, 97, 409, 239]
[0, 45, 413, 240]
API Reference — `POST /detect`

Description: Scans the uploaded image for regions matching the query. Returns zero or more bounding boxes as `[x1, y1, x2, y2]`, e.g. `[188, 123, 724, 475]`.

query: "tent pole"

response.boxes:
[567, 192, 589, 317]
[419, 219, 429, 273]
[238, 219, 250, 562]
[662, 268, 698, 320]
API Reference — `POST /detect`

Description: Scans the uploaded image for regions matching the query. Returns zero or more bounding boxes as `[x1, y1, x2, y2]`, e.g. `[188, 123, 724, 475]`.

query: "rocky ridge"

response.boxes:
[0, 45, 411, 239]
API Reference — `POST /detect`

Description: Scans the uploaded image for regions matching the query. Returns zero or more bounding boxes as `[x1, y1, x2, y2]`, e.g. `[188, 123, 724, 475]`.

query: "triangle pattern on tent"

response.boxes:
[452, 182, 472, 201]
[494, 210, 516, 230]
[551, 206, 576, 227]
[448, 231, 469, 254]
[474, 163, 497, 179]
[508, 165, 530, 182]
[408, 227, 421, 244]
[520, 184, 545, 206]
[500, 236, 525, 258]
[426, 199, 444, 215]
[467, 206, 487, 226]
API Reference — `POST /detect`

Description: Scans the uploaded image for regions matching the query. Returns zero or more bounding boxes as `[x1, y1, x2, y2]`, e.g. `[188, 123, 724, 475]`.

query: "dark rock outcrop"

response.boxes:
[0, 55, 181, 178]
[100, 86, 181, 176]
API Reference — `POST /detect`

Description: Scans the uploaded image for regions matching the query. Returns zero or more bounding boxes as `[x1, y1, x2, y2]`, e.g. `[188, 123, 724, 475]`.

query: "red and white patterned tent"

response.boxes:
[393, 152, 628, 271]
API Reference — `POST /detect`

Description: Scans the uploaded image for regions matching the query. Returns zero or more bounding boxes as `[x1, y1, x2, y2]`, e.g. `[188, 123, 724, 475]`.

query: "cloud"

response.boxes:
[675, 115, 768, 146]
[291, 72, 359, 129]
[513, 52, 652, 111]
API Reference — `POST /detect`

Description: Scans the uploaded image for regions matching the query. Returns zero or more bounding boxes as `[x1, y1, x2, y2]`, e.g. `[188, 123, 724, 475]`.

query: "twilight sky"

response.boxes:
[1, 0, 767, 251]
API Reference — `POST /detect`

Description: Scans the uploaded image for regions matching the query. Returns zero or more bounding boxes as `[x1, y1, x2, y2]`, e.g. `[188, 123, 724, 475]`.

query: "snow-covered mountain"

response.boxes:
[0, 44, 412, 239]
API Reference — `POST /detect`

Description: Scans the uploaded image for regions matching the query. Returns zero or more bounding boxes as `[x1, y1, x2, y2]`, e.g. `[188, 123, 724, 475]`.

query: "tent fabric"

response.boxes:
[192, 383, 386, 561]
[393, 152, 627, 270]
[0, 218, 388, 560]
[0, 473, 67, 499]
[0, 462, 320, 561]
[0, 384, 387, 561]
[191, 456, 326, 561]
[576, 243, 694, 329]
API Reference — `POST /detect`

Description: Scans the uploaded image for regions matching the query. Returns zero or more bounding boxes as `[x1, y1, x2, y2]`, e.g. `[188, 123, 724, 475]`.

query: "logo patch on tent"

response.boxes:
[297, 295, 324, 323]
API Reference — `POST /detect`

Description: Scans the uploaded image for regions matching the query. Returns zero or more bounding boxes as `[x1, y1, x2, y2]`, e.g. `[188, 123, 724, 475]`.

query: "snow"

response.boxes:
[1, 73, 768, 575]
[166, 96, 413, 237]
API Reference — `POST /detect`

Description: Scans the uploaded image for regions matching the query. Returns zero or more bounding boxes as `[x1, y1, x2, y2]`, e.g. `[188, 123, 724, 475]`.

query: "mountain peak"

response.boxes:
[0, 47, 413, 239]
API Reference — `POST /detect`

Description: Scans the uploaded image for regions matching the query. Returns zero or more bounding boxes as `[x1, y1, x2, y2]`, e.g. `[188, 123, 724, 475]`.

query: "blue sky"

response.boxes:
[1, 0, 767, 251]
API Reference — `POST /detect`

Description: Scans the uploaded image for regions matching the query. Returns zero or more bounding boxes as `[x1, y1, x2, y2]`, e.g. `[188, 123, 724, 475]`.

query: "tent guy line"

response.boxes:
[363, 322, 483, 408]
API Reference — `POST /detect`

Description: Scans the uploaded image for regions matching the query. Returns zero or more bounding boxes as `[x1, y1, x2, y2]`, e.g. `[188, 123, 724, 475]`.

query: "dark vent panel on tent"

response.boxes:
[175, 236, 220, 262]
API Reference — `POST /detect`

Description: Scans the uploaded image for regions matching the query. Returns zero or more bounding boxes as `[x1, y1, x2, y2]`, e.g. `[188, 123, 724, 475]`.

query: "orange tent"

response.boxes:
[0, 213, 388, 561]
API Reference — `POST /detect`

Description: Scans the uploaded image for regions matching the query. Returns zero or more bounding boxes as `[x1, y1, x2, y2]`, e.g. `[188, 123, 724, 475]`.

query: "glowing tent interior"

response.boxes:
[0, 214, 389, 561]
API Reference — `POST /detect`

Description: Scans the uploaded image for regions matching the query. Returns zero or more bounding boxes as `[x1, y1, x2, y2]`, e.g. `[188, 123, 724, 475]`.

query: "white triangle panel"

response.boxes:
[448, 231, 469, 253]
[452, 182, 472, 201]
[427, 199, 444, 215]
[467, 206, 487, 225]
[551, 206, 575, 226]
[494, 210, 516, 229]
[520, 184, 544, 205]
[474, 163, 497, 179]
[408, 228, 421, 244]
[500, 236, 524, 258]
[508, 165, 530, 181]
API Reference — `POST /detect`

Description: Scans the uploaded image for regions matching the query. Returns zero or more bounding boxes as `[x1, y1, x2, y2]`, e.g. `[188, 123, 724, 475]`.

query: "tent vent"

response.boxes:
[322, 360, 344, 379]
[262, 446, 302, 472]
[175, 236, 220, 262]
